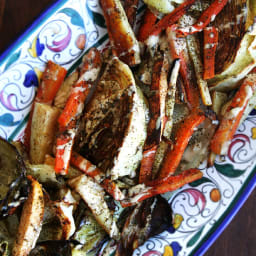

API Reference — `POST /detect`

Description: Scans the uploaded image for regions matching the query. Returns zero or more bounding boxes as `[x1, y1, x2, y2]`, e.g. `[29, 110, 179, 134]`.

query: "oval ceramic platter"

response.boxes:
[0, 0, 256, 255]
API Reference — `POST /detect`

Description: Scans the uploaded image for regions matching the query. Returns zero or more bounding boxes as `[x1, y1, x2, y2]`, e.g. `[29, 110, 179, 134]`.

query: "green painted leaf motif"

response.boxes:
[187, 227, 204, 248]
[4, 50, 21, 71]
[214, 163, 244, 178]
[189, 177, 213, 187]
[86, 2, 106, 28]
[59, 8, 84, 28]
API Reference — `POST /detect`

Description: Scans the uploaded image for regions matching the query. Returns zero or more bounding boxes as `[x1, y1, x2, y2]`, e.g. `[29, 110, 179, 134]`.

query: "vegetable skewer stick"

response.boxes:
[121, 168, 203, 207]
[100, 0, 141, 66]
[70, 152, 125, 200]
[158, 112, 205, 179]
[55, 48, 102, 175]
[137, 8, 157, 42]
[210, 73, 256, 155]
[203, 26, 218, 80]
[176, 0, 228, 37]
[148, 0, 196, 38]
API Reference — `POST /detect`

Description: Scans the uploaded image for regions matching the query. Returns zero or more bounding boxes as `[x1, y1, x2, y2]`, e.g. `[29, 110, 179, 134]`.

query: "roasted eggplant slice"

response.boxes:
[29, 240, 72, 256]
[116, 196, 173, 256]
[0, 138, 30, 219]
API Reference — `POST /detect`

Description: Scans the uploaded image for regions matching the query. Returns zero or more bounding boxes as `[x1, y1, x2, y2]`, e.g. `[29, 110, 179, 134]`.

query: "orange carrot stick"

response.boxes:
[137, 8, 157, 42]
[121, 168, 203, 207]
[139, 145, 158, 184]
[158, 112, 205, 179]
[55, 130, 76, 175]
[55, 49, 102, 175]
[203, 26, 218, 80]
[57, 80, 89, 129]
[176, 0, 228, 37]
[70, 152, 125, 200]
[210, 74, 256, 155]
[35, 60, 67, 104]
[148, 0, 196, 38]
[166, 26, 200, 109]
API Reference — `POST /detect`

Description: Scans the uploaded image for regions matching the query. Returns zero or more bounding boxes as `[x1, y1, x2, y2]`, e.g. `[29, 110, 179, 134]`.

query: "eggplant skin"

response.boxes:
[116, 196, 173, 256]
[0, 138, 30, 219]
[213, 0, 248, 75]
[29, 240, 72, 256]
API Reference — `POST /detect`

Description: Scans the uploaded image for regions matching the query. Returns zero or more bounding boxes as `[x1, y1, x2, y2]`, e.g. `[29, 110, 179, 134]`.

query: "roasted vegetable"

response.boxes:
[29, 240, 72, 256]
[30, 103, 60, 164]
[76, 57, 148, 180]
[116, 196, 173, 255]
[0, 138, 30, 219]
[72, 210, 107, 255]
[12, 176, 44, 256]
[100, 0, 141, 66]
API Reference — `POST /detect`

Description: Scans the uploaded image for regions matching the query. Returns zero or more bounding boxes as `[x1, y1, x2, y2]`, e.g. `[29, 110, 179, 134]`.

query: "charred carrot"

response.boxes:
[158, 112, 205, 179]
[100, 0, 141, 66]
[70, 151, 105, 182]
[55, 49, 102, 175]
[121, 168, 203, 207]
[166, 26, 200, 109]
[210, 74, 256, 155]
[57, 80, 89, 129]
[124, 0, 139, 28]
[35, 60, 67, 104]
[55, 130, 76, 175]
[139, 145, 158, 184]
[137, 8, 157, 42]
[176, 0, 228, 37]
[148, 0, 196, 38]
[139, 55, 169, 183]
[71, 152, 124, 200]
[203, 26, 218, 80]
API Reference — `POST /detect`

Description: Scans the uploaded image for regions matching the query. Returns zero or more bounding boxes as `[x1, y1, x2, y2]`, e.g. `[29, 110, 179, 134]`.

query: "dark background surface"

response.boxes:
[0, 0, 256, 255]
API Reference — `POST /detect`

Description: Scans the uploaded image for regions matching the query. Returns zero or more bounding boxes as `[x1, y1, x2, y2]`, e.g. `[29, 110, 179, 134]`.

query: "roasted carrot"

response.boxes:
[158, 112, 205, 179]
[166, 26, 200, 109]
[210, 74, 256, 155]
[139, 145, 158, 184]
[148, 0, 196, 38]
[55, 130, 76, 175]
[124, 0, 139, 28]
[203, 26, 218, 80]
[121, 168, 203, 207]
[176, 0, 228, 37]
[55, 49, 102, 175]
[70, 152, 125, 200]
[100, 0, 141, 66]
[57, 80, 89, 129]
[35, 60, 67, 104]
[139, 55, 169, 183]
[24, 61, 67, 151]
[137, 8, 157, 42]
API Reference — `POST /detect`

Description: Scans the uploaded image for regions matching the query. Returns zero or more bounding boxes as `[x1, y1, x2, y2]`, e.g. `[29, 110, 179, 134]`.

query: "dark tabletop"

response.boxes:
[0, 0, 255, 255]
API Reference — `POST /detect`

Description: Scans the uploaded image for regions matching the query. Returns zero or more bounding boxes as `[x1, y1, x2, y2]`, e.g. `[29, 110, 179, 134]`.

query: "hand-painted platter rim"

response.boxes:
[0, 1, 256, 255]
